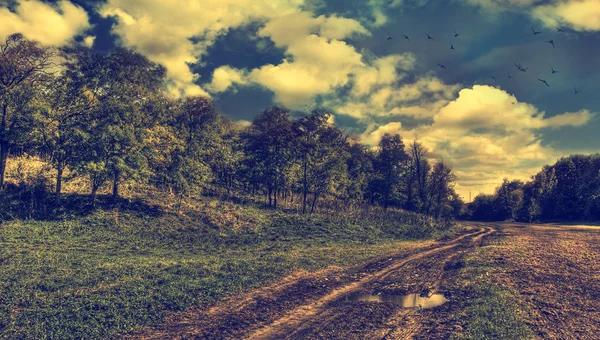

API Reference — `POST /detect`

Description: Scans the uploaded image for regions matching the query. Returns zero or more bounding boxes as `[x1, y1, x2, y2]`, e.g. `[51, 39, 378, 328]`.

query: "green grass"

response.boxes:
[452, 244, 532, 340]
[0, 197, 448, 339]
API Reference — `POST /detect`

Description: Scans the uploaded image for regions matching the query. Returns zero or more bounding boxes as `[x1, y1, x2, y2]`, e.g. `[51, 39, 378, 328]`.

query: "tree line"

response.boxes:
[0, 34, 462, 218]
[466, 154, 600, 222]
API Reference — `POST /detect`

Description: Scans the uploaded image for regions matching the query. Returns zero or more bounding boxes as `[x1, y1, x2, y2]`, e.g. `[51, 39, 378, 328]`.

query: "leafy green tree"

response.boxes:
[344, 139, 375, 207]
[32, 70, 97, 204]
[495, 179, 524, 221]
[294, 110, 349, 213]
[245, 107, 295, 208]
[160, 96, 216, 212]
[73, 47, 167, 201]
[373, 133, 408, 209]
[0, 34, 54, 188]
[469, 194, 501, 221]
[427, 160, 457, 218]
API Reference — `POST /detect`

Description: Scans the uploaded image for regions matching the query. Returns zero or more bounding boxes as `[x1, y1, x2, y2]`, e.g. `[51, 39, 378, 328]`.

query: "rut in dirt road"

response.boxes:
[125, 226, 494, 340]
[248, 227, 495, 340]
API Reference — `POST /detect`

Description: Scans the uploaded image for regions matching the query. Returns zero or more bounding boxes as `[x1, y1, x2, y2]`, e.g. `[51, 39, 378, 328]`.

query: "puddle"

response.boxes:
[347, 293, 447, 309]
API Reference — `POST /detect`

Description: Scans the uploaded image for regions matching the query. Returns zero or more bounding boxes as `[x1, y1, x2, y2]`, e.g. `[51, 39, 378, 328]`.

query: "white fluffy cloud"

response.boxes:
[0, 0, 90, 45]
[245, 12, 371, 108]
[464, 0, 600, 31]
[206, 66, 248, 93]
[206, 12, 418, 109]
[360, 85, 595, 197]
[100, 0, 305, 97]
[533, 0, 600, 31]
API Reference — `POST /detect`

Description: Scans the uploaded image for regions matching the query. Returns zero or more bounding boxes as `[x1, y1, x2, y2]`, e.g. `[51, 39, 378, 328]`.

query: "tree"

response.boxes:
[406, 140, 430, 212]
[33, 70, 97, 204]
[469, 194, 501, 221]
[245, 107, 295, 209]
[344, 139, 375, 208]
[373, 133, 408, 209]
[158, 96, 216, 213]
[0, 34, 54, 188]
[73, 47, 167, 201]
[294, 110, 349, 213]
[495, 179, 524, 221]
[427, 160, 457, 219]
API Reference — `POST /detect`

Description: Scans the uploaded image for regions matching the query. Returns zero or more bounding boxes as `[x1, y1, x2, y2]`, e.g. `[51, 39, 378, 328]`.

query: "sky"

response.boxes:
[1, 0, 599, 200]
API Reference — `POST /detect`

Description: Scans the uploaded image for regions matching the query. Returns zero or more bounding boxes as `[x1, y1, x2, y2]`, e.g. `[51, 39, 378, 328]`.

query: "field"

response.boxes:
[125, 223, 600, 340]
[0, 195, 450, 339]
[2, 185, 599, 339]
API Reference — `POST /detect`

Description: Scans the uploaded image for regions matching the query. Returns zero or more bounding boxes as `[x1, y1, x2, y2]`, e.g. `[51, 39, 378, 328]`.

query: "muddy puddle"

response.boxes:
[347, 292, 447, 309]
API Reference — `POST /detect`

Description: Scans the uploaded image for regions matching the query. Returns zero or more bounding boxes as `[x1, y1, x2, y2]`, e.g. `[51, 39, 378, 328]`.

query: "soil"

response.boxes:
[124, 223, 600, 339]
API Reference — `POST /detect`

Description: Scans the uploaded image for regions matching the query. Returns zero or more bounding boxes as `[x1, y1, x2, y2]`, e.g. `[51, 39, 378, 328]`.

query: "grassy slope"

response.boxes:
[0, 197, 450, 339]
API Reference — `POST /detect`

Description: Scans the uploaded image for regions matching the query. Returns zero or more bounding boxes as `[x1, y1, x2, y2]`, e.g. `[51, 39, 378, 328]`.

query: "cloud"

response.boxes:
[83, 35, 96, 48]
[100, 0, 305, 97]
[365, 0, 429, 27]
[463, 0, 600, 31]
[360, 85, 595, 197]
[242, 12, 371, 108]
[351, 54, 416, 97]
[206, 66, 248, 93]
[0, 0, 90, 45]
[541, 109, 594, 128]
[327, 75, 460, 121]
[362, 122, 403, 145]
[533, 0, 600, 31]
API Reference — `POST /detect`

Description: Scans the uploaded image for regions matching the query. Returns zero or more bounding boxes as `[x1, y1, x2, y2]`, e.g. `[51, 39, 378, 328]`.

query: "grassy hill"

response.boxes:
[0, 181, 454, 339]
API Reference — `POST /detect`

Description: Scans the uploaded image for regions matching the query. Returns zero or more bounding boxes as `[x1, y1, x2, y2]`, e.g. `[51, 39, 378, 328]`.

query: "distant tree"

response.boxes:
[0, 34, 54, 188]
[161, 96, 216, 212]
[344, 139, 375, 207]
[245, 107, 295, 208]
[294, 110, 349, 213]
[406, 140, 430, 212]
[496, 178, 525, 221]
[207, 118, 245, 195]
[427, 160, 457, 218]
[469, 194, 500, 221]
[373, 133, 408, 209]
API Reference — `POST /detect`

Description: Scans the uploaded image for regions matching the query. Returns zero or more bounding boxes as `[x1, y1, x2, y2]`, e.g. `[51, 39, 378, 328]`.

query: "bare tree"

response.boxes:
[408, 140, 430, 213]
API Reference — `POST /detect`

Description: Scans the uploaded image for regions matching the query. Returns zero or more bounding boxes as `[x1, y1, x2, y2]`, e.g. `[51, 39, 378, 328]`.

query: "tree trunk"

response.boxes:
[0, 103, 8, 188]
[302, 157, 308, 214]
[310, 192, 319, 214]
[55, 163, 63, 205]
[0, 141, 9, 189]
[274, 187, 278, 209]
[177, 193, 184, 215]
[91, 183, 99, 207]
[112, 171, 120, 201]
[268, 186, 272, 206]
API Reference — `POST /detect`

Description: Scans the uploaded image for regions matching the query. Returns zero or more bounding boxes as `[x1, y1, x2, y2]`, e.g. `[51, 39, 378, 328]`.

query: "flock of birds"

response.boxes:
[385, 26, 583, 94]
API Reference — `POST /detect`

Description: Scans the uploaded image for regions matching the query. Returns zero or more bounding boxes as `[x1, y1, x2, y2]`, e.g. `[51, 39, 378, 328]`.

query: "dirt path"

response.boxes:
[125, 223, 600, 339]
[125, 226, 493, 339]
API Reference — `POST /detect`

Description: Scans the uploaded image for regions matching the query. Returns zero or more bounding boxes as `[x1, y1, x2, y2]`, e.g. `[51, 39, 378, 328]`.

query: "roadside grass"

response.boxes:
[452, 243, 532, 340]
[0, 197, 450, 339]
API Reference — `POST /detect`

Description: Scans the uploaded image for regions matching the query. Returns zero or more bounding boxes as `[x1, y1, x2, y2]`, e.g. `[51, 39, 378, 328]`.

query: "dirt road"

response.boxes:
[126, 223, 600, 339]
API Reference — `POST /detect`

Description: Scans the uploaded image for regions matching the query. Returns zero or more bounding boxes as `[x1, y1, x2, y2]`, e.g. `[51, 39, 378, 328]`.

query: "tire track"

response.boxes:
[247, 227, 495, 340]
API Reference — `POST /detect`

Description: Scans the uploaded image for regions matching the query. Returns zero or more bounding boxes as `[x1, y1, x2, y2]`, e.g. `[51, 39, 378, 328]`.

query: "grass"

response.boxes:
[451, 243, 532, 340]
[0, 195, 450, 339]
